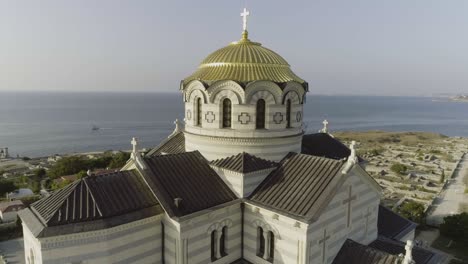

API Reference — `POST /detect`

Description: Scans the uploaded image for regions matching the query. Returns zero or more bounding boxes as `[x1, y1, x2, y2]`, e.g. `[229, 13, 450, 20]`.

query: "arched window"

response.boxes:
[286, 99, 292, 128]
[220, 226, 228, 256]
[196, 97, 202, 126]
[269, 231, 275, 261]
[222, 98, 232, 128]
[257, 227, 265, 257]
[211, 230, 217, 261]
[256, 99, 266, 129]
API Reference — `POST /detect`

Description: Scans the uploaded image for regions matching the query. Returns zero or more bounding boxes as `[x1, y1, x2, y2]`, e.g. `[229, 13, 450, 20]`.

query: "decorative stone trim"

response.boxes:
[206, 218, 233, 234]
[238, 112, 251, 124]
[251, 219, 281, 239]
[205, 111, 216, 123]
[186, 110, 192, 120]
[283, 90, 301, 105]
[296, 111, 302, 122]
[184, 80, 208, 103]
[273, 112, 283, 124]
[283, 81, 306, 104]
[184, 130, 303, 144]
[212, 89, 241, 105]
[248, 90, 276, 105]
[245, 81, 283, 104]
[207, 80, 245, 104]
[40, 215, 161, 249]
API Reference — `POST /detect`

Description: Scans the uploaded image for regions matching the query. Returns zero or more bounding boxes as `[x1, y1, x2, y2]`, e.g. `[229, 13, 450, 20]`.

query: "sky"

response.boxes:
[0, 0, 467, 96]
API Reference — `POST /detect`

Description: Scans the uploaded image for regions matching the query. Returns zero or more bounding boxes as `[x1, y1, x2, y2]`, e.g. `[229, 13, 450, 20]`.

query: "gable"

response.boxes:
[30, 170, 160, 226]
[249, 153, 345, 220]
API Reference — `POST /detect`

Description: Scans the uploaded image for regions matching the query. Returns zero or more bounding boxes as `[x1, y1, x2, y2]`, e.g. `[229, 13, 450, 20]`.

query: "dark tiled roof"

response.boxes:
[211, 152, 278, 173]
[146, 131, 185, 156]
[302, 133, 363, 162]
[249, 153, 345, 219]
[333, 239, 402, 264]
[378, 205, 417, 240]
[143, 151, 238, 217]
[30, 170, 160, 226]
[369, 237, 437, 264]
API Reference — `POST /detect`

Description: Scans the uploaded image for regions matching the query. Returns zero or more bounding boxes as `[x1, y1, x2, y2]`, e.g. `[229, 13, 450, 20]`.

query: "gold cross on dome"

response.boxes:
[240, 8, 250, 31]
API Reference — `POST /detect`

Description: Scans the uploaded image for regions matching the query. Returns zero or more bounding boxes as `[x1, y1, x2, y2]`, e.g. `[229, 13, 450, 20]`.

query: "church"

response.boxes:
[19, 9, 444, 264]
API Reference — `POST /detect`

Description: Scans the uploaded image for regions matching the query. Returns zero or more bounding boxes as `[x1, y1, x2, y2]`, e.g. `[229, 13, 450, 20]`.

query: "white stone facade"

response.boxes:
[183, 80, 306, 161]
[22, 215, 163, 264]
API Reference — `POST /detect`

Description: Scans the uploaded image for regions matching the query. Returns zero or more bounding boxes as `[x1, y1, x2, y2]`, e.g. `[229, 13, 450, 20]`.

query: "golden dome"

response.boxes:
[183, 32, 305, 86]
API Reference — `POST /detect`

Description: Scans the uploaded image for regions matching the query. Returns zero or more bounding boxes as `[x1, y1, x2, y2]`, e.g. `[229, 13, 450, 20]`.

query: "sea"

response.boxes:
[0, 92, 467, 158]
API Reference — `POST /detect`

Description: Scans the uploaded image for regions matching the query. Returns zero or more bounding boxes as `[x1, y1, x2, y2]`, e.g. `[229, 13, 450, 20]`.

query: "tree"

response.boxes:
[108, 152, 131, 169]
[0, 180, 17, 197]
[47, 156, 89, 179]
[397, 201, 425, 224]
[33, 168, 46, 179]
[50, 179, 71, 191]
[440, 213, 468, 242]
[390, 163, 408, 175]
[76, 170, 88, 179]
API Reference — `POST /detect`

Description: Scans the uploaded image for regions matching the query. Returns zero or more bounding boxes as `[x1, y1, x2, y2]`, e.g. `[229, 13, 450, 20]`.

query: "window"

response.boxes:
[256, 99, 266, 129]
[220, 226, 228, 256]
[222, 98, 232, 128]
[286, 99, 292, 128]
[196, 97, 202, 126]
[211, 230, 217, 261]
[257, 227, 265, 257]
[269, 231, 275, 261]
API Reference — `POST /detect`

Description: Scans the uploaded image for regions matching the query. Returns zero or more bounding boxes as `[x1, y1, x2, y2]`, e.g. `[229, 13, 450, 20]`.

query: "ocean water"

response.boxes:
[0, 92, 467, 158]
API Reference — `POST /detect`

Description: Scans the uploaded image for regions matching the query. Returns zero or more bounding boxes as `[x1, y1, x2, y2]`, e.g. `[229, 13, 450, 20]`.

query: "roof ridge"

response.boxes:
[295, 152, 346, 163]
[33, 179, 83, 225]
[146, 149, 197, 160]
[146, 131, 184, 156]
[82, 177, 103, 217]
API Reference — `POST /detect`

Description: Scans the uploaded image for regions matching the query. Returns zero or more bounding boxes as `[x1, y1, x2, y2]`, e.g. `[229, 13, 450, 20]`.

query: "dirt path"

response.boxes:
[426, 153, 468, 226]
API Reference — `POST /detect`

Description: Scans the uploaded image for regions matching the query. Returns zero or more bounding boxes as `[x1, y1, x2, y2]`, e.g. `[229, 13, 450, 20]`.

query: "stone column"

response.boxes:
[216, 230, 222, 259]
[263, 231, 270, 260]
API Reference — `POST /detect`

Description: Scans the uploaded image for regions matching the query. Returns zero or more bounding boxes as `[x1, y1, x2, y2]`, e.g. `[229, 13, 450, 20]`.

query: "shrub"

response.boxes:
[440, 213, 468, 242]
[397, 201, 425, 224]
[391, 163, 408, 175]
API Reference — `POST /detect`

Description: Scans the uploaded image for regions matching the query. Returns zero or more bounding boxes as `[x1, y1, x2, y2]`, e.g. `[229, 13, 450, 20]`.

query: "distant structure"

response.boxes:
[19, 8, 443, 264]
[0, 147, 9, 159]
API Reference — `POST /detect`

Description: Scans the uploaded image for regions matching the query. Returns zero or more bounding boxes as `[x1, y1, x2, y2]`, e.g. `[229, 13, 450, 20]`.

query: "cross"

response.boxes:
[131, 137, 138, 153]
[322, 120, 329, 133]
[348, 141, 358, 164]
[174, 119, 180, 132]
[364, 208, 372, 237]
[318, 229, 330, 263]
[238, 112, 251, 124]
[240, 8, 250, 31]
[342, 185, 357, 228]
[205, 111, 215, 123]
[273, 112, 283, 124]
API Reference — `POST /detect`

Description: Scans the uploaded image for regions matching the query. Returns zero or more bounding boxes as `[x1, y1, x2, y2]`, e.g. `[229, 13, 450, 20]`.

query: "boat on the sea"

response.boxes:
[91, 125, 100, 131]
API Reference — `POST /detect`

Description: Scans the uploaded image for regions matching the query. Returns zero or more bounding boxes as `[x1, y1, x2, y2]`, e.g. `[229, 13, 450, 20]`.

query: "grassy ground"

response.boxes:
[432, 234, 468, 262]
[334, 130, 447, 147]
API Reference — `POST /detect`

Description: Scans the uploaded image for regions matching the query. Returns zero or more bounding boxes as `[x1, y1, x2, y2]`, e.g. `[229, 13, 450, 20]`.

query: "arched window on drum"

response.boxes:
[256, 99, 266, 129]
[222, 98, 232, 128]
[196, 97, 202, 126]
[286, 99, 292, 128]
